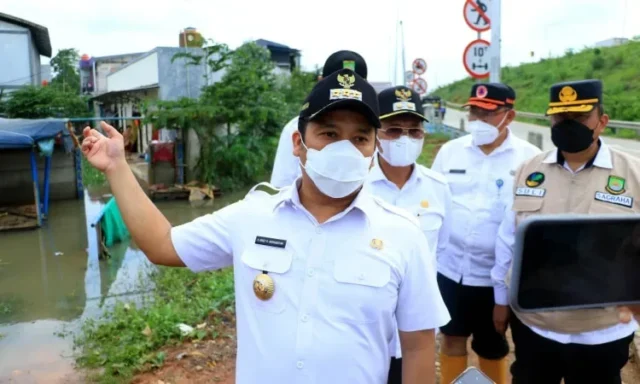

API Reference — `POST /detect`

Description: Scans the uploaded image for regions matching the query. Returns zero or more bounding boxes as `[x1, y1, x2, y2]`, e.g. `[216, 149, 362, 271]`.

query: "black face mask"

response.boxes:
[551, 119, 595, 153]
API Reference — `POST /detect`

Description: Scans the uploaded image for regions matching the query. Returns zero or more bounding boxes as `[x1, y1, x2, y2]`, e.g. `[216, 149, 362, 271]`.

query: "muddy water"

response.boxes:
[0, 186, 248, 383]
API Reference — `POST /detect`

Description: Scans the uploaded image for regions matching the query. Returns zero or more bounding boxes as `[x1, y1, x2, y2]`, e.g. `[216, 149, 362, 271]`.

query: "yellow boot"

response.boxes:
[439, 353, 467, 384]
[478, 357, 508, 384]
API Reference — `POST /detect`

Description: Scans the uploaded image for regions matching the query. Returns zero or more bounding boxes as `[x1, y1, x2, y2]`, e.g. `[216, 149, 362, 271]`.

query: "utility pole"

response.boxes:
[489, 0, 501, 82]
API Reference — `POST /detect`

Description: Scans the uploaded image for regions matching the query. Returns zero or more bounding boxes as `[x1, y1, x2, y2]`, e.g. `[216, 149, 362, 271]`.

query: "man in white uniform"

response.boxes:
[366, 85, 453, 384]
[270, 50, 368, 188]
[80, 68, 450, 384]
[430, 83, 541, 384]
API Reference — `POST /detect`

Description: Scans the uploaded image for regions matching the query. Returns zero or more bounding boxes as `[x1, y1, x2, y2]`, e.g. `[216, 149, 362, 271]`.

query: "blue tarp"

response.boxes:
[0, 118, 73, 152]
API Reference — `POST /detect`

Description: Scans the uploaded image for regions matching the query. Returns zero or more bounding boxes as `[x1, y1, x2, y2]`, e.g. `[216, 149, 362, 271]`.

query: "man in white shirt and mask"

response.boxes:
[270, 50, 368, 188]
[366, 85, 453, 384]
[80, 68, 450, 384]
[430, 83, 541, 384]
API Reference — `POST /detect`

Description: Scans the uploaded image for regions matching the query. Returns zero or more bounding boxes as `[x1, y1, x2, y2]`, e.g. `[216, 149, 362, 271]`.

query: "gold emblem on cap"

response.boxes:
[253, 273, 275, 301]
[420, 200, 429, 208]
[337, 73, 355, 89]
[370, 238, 384, 250]
[395, 88, 412, 101]
[559, 86, 578, 103]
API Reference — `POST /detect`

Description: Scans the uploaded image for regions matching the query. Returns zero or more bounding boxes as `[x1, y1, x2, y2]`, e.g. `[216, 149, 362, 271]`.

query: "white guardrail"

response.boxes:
[445, 102, 640, 131]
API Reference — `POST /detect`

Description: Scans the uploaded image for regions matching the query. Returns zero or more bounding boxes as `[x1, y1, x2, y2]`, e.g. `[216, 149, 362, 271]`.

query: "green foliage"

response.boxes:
[147, 40, 314, 191]
[50, 48, 81, 93]
[82, 156, 107, 187]
[433, 41, 640, 122]
[0, 48, 90, 118]
[417, 133, 451, 167]
[2, 85, 90, 118]
[73, 267, 235, 382]
[278, 69, 317, 120]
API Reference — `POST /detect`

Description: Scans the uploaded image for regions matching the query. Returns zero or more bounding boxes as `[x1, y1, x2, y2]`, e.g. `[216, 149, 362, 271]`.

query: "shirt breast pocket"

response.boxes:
[416, 208, 444, 253]
[331, 252, 395, 325]
[240, 244, 293, 314]
[445, 171, 472, 195]
[513, 198, 543, 225]
[589, 198, 637, 215]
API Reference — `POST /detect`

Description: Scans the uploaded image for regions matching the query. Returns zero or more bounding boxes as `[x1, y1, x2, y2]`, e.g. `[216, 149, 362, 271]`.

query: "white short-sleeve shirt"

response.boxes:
[171, 181, 450, 384]
[431, 130, 541, 286]
[366, 156, 453, 358]
[270, 116, 302, 188]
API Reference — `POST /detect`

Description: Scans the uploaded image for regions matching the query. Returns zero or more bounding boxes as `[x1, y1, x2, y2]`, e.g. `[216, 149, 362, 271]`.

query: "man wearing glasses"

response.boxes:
[366, 85, 453, 384]
[430, 83, 541, 384]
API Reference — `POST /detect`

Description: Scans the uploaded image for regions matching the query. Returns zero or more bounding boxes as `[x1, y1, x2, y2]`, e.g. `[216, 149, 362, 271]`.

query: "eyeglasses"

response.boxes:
[379, 127, 425, 140]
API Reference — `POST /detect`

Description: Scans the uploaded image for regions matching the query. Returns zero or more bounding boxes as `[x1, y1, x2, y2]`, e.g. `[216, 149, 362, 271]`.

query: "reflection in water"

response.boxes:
[0, 186, 249, 383]
[0, 199, 87, 324]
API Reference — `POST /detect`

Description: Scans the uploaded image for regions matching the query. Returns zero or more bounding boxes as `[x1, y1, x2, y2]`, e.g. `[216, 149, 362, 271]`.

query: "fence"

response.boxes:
[445, 102, 640, 131]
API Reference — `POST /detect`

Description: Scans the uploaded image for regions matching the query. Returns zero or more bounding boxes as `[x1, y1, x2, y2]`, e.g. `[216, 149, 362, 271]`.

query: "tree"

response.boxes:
[171, 39, 231, 86]
[50, 48, 81, 93]
[147, 41, 312, 191]
[3, 85, 90, 119]
[277, 69, 317, 120]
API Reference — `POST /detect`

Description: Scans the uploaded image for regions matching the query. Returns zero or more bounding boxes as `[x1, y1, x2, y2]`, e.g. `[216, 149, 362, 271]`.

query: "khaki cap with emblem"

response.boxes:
[546, 79, 602, 115]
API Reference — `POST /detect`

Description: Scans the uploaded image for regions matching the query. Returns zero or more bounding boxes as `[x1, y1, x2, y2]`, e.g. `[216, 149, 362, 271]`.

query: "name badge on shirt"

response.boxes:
[594, 192, 634, 208]
[449, 169, 466, 174]
[515, 187, 546, 198]
[255, 236, 287, 249]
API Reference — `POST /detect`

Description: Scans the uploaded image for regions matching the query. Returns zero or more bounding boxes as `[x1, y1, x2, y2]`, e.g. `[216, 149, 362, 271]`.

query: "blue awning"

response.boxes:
[0, 118, 73, 151]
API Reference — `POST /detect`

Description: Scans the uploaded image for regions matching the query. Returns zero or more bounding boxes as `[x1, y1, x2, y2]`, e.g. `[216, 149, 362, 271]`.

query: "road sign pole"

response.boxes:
[489, 0, 501, 82]
[476, 31, 482, 83]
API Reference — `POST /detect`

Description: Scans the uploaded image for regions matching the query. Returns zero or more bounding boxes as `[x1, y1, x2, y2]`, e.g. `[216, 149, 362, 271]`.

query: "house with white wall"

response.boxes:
[0, 13, 51, 91]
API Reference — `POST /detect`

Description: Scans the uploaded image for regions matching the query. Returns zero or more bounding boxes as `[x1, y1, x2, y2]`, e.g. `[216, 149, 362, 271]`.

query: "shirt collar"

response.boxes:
[369, 154, 421, 185]
[542, 139, 612, 169]
[274, 177, 378, 219]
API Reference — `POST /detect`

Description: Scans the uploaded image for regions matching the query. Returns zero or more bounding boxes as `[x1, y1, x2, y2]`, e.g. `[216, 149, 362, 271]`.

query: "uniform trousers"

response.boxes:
[510, 314, 634, 384]
[388, 357, 402, 384]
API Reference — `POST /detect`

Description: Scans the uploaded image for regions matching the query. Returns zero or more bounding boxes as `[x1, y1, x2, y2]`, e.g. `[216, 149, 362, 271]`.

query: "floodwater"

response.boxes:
[0, 186, 248, 383]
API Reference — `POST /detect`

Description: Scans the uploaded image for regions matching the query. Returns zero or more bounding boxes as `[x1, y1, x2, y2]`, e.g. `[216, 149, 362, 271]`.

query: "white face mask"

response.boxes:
[468, 114, 508, 146]
[378, 136, 424, 167]
[300, 140, 373, 199]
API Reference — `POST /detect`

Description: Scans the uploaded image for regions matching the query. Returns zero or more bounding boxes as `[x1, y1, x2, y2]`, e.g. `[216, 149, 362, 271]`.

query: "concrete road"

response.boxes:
[443, 109, 640, 157]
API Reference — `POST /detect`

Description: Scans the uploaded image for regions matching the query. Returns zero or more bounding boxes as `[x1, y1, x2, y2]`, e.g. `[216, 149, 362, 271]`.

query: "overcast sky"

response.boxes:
[4, 0, 639, 91]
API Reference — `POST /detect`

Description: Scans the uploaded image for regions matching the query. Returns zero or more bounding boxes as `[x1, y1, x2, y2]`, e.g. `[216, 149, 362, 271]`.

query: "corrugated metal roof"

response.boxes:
[254, 39, 299, 53]
[90, 83, 159, 101]
[0, 13, 51, 57]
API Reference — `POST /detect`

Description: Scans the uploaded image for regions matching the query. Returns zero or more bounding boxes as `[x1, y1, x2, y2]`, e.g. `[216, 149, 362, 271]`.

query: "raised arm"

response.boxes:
[82, 122, 182, 266]
[81, 122, 234, 270]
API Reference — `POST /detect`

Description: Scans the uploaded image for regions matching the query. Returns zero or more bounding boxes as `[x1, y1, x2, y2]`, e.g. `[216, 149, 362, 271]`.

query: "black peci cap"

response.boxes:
[299, 69, 380, 128]
[546, 79, 603, 115]
[378, 86, 428, 121]
[463, 83, 516, 111]
[322, 50, 368, 79]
